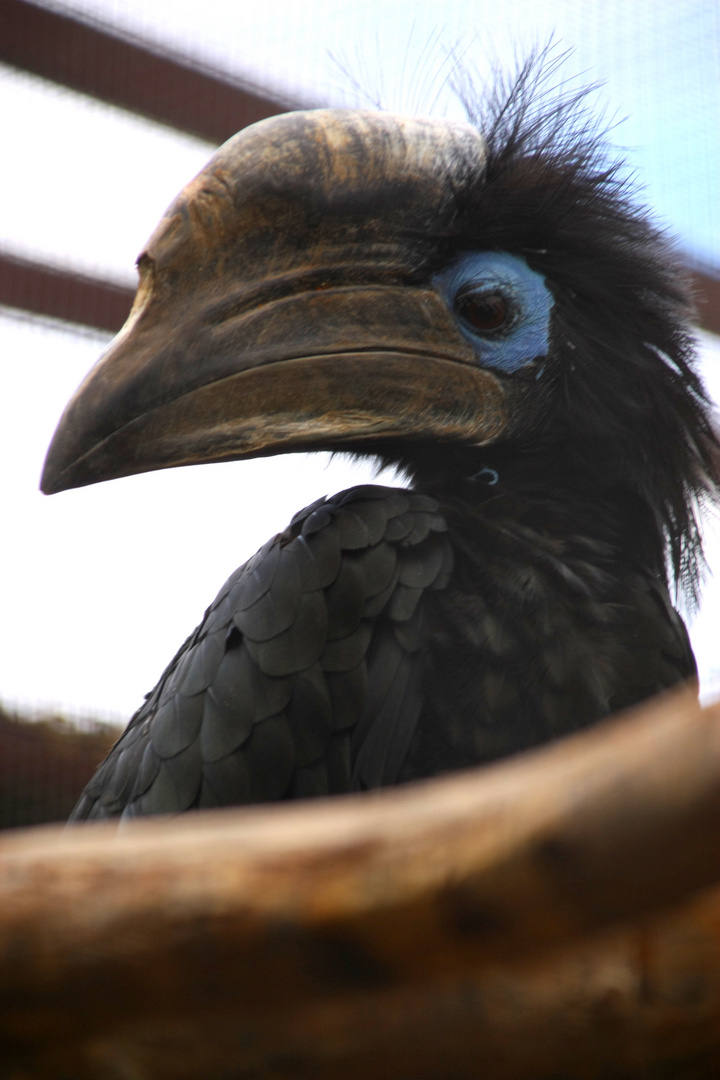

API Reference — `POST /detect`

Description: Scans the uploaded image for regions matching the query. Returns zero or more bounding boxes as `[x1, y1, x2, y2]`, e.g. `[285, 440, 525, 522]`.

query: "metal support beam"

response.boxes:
[2, 251, 718, 339]
[0, 0, 291, 144]
[0, 252, 134, 333]
[0, 2, 717, 338]
[693, 267, 720, 337]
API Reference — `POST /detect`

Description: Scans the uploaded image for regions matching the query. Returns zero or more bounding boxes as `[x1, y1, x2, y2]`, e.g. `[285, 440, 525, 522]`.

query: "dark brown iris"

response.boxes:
[454, 287, 511, 333]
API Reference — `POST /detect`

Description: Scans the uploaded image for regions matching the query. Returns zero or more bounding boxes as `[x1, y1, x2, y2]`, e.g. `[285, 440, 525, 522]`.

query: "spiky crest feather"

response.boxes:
[370, 50, 719, 604]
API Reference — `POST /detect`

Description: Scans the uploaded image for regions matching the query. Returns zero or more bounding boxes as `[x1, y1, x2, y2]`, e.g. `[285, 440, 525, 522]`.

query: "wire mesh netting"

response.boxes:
[0, 0, 718, 827]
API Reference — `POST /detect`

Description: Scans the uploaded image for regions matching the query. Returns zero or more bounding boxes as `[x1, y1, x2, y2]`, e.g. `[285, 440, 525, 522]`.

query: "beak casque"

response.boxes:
[41, 109, 508, 495]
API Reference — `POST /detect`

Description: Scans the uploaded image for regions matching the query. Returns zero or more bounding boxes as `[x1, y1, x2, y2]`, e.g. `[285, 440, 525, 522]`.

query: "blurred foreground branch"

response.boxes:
[1, 686, 719, 1078]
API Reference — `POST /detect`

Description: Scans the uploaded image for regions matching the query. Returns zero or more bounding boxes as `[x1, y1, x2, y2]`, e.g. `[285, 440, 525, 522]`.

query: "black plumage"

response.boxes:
[43, 58, 718, 821]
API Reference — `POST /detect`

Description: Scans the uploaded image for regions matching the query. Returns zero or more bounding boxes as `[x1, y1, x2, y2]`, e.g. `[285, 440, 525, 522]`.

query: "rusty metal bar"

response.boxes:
[0, 3, 717, 338]
[0, 251, 134, 333]
[2, 252, 718, 339]
[692, 267, 720, 336]
[0, 0, 292, 144]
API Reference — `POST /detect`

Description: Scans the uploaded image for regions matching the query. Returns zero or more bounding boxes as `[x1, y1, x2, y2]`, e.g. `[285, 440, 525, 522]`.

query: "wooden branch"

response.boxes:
[1, 686, 720, 1077]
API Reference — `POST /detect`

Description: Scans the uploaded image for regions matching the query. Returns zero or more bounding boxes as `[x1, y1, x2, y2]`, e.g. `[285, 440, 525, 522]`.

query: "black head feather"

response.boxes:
[376, 50, 719, 605]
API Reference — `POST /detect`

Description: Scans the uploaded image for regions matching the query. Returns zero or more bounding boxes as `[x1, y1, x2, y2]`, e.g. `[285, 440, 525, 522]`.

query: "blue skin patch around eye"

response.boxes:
[433, 251, 554, 375]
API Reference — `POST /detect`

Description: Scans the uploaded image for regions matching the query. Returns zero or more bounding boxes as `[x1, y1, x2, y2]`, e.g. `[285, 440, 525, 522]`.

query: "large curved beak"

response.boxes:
[41, 109, 508, 495]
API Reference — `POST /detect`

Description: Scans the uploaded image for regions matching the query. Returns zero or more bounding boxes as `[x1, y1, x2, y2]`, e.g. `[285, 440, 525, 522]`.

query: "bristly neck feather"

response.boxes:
[359, 438, 668, 586]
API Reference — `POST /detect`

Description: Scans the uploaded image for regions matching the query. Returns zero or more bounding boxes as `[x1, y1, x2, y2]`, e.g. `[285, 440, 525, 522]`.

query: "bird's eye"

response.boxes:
[454, 287, 512, 334]
[433, 252, 553, 374]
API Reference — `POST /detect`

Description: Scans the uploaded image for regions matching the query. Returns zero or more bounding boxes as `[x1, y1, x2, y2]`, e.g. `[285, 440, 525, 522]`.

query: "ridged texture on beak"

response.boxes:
[41, 109, 507, 494]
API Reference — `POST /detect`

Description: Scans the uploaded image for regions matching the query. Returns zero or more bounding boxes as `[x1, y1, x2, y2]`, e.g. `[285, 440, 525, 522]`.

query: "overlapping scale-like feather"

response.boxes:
[70, 485, 453, 819]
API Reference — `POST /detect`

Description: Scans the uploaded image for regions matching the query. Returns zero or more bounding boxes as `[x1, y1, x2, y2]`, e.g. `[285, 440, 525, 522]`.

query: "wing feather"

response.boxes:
[70, 485, 450, 820]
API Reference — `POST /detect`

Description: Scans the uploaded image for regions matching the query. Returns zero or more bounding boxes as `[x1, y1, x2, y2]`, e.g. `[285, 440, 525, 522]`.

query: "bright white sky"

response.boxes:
[1, 0, 718, 722]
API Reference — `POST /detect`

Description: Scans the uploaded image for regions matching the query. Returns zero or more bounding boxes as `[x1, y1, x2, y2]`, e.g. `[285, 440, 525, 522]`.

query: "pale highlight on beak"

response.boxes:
[41, 108, 507, 495]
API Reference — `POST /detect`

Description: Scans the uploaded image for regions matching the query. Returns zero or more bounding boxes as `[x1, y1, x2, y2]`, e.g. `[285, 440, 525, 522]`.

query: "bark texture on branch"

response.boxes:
[1, 687, 719, 1078]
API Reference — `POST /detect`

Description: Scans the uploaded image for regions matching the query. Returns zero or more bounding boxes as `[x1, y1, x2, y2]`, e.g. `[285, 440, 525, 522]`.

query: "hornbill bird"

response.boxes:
[41, 62, 718, 820]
